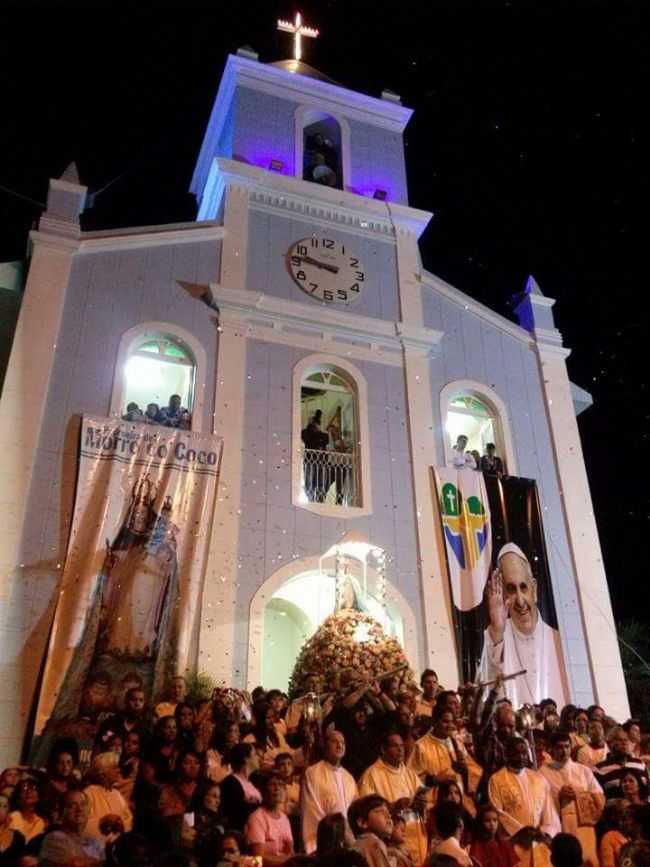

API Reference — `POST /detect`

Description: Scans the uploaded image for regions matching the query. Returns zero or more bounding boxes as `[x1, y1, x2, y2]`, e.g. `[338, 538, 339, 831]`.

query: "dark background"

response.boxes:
[1, 2, 648, 625]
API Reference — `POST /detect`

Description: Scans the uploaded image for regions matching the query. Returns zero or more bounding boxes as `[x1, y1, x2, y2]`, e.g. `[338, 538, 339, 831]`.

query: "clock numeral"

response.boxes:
[349, 283, 360, 293]
[297, 245, 308, 256]
[291, 255, 301, 266]
[355, 271, 365, 281]
[323, 239, 334, 249]
[337, 289, 349, 301]
[323, 289, 334, 301]
[350, 257, 359, 267]
[310, 237, 319, 247]
[296, 270, 306, 281]
[309, 282, 318, 293]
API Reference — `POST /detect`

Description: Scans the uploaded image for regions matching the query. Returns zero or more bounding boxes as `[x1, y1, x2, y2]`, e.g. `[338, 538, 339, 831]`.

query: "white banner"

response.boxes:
[34, 416, 222, 737]
[434, 467, 492, 612]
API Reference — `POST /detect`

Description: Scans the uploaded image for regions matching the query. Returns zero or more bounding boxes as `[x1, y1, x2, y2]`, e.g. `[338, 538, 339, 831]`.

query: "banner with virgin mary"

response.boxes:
[31, 416, 222, 759]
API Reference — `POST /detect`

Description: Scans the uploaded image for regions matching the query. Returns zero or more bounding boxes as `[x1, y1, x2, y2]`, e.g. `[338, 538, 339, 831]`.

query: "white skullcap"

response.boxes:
[496, 542, 529, 563]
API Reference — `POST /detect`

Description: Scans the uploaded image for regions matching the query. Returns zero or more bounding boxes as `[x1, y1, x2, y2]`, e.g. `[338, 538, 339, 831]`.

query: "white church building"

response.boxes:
[0, 42, 628, 764]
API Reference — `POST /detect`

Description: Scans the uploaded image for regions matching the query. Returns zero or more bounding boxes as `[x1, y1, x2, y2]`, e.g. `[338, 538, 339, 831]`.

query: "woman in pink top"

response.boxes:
[245, 773, 294, 864]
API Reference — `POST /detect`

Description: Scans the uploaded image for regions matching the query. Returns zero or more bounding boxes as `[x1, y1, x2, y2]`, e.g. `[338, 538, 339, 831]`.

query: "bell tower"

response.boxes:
[190, 47, 412, 215]
[185, 41, 449, 693]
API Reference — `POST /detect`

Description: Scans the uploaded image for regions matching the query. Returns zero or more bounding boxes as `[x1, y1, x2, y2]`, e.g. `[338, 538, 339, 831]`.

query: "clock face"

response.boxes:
[286, 236, 365, 304]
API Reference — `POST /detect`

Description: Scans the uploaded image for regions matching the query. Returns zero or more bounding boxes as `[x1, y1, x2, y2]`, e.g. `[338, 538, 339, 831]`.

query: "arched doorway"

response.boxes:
[248, 554, 420, 692]
[261, 597, 312, 692]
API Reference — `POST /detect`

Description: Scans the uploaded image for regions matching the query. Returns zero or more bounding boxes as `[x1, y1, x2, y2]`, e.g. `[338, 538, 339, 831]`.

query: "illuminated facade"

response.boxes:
[0, 50, 628, 764]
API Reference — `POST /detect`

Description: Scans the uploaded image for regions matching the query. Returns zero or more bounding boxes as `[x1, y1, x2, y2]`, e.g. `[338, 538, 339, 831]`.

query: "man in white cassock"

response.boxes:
[358, 731, 428, 864]
[479, 542, 567, 707]
[489, 737, 560, 867]
[300, 730, 357, 853]
[539, 730, 604, 867]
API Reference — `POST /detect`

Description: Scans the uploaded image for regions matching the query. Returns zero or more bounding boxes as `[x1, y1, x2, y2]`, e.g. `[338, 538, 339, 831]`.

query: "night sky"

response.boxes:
[2, 3, 647, 624]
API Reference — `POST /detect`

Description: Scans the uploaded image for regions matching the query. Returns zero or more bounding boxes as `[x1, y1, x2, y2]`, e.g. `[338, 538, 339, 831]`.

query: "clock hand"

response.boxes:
[300, 255, 340, 274]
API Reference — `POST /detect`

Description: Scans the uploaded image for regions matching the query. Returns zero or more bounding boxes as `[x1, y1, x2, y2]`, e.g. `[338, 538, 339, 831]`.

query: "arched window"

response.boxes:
[440, 381, 516, 474]
[121, 333, 195, 427]
[296, 108, 349, 191]
[293, 355, 372, 516]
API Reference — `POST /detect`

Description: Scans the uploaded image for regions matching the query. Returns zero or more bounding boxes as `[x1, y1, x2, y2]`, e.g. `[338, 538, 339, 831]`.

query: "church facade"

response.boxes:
[0, 49, 628, 764]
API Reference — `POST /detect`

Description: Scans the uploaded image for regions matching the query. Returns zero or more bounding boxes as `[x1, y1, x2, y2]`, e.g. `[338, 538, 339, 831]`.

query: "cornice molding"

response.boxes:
[396, 322, 445, 357]
[78, 222, 224, 254]
[210, 283, 443, 366]
[420, 270, 535, 346]
[50, 178, 88, 196]
[534, 326, 566, 348]
[199, 158, 432, 240]
[536, 335, 572, 361]
[236, 55, 412, 130]
[528, 294, 556, 308]
[537, 341, 571, 362]
[37, 216, 81, 241]
[29, 230, 80, 253]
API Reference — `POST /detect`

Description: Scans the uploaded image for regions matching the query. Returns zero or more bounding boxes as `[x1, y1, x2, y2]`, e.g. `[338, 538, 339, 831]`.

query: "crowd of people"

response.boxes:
[2, 670, 649, 867]
[451, 436, 505, 476]
[122, 395, 191, 430]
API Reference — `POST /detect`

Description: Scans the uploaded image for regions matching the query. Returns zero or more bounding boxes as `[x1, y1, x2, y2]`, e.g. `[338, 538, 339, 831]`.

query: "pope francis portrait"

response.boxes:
[478, 542, 568, 706]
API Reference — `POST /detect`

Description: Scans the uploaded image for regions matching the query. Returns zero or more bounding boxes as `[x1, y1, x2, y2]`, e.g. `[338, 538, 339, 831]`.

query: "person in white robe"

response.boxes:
[576, 719, 609, 770]
[359, 731, 428, 864]
[300, 730, 357, 854]
[451, 435, 469, 467]
[488, 737, 560, 867]
[540, 730, 604, 867]
[479, 542, 568, 707]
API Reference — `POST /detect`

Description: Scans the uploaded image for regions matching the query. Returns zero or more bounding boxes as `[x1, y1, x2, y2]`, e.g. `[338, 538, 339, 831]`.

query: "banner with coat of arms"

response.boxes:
[435, 468, 492, 612]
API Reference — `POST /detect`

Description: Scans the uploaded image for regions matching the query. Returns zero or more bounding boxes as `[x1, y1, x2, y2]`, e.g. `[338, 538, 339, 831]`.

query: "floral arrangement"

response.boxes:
[288, 609, 416, 699]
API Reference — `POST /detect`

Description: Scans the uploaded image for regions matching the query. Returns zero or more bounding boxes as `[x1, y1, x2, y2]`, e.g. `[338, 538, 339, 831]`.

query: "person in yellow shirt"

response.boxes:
[359, 731, 428, 864]
[415, 670, 440, 718]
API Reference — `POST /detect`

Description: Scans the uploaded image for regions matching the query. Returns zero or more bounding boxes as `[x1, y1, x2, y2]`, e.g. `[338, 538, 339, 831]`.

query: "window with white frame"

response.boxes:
[299, 366, 359, 507]
[446, 391, 506, 471]
[122, 334, 195, 428]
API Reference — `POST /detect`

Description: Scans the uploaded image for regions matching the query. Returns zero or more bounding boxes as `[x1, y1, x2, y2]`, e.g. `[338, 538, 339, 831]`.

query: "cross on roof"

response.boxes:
[277, 11, 319, 62]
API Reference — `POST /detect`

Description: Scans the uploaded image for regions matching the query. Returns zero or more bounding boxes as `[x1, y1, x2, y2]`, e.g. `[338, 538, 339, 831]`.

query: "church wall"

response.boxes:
[0, 238, 221, 760]
[246, 211, 400, 321]
[346, 119, 408, 204]
[217, 99, 235, 160]
[232, 86, 298, 175]
[423, 288, 594, 705]
[229, 338, 425, 684]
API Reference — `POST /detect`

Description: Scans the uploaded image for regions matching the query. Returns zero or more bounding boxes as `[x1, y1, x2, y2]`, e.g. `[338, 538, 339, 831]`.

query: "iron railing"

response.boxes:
[301, 448, 359, 507]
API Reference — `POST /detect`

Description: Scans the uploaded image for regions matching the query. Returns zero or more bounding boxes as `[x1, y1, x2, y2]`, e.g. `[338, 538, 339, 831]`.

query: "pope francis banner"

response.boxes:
[31, 416, 222, 759]
[433, 469, 568, 707]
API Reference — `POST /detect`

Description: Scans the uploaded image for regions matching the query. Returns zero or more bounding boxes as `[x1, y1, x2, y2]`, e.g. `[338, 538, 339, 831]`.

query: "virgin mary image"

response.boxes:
[99, 479, 178, 660]
[37, 476, 181, 732]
